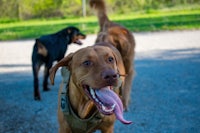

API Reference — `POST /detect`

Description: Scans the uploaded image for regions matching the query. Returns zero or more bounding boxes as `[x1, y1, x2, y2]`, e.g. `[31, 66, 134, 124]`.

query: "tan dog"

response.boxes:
[50, 43, 132, 133]
[89, 0, 136, 111]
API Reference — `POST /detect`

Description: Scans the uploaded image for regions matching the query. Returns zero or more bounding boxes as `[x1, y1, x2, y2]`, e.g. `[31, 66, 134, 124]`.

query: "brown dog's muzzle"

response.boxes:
[101, 69, 119, 86]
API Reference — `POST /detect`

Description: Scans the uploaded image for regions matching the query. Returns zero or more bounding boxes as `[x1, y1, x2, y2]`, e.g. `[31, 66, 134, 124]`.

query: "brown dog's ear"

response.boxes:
[49, 53, 74, 85]
[111, 50, 126, 77]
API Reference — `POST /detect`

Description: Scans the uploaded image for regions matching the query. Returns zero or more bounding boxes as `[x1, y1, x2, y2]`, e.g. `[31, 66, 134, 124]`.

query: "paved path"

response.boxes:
[0, 30, 200, 133]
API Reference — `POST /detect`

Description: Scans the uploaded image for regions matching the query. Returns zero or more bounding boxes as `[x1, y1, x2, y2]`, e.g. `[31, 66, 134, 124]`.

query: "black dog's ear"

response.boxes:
[67, 29, 71, 34]
[36, 39, 43, 48]
[36, 39, 40, 43]
[49, 53, 74, 85]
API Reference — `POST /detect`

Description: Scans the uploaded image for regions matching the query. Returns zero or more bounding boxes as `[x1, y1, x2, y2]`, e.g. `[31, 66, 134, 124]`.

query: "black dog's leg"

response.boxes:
[43, 63, 52, 91]
[32, 62, 42, 100]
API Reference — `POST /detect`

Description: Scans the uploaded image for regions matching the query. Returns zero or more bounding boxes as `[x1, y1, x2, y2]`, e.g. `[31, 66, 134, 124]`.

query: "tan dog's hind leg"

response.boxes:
[122, 68, 134, 111]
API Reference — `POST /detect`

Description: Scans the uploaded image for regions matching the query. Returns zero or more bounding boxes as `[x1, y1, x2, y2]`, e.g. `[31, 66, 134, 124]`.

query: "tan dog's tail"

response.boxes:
[89, 0, 110, 30]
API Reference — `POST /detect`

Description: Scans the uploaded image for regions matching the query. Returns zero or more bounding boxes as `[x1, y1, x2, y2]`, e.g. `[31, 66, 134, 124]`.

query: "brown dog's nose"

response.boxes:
[101, 69, 119, 84]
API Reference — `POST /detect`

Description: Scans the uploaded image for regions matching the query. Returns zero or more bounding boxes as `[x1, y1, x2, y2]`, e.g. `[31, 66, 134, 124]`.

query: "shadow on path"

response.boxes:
[0, 48, 200, 133]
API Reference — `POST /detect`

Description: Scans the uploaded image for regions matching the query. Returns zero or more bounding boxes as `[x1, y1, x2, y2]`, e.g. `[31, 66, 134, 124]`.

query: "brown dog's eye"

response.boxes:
[82, 60, 92, 67]
[108, 56, 114, 63]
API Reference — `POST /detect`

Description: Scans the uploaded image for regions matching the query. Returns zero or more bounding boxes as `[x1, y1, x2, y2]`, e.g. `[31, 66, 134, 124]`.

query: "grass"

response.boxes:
[0, 8, 200, 41]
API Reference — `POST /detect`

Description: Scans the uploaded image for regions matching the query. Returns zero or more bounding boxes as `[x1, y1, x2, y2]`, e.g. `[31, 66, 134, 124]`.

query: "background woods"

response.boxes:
[0, 0, 199, 20]
[0, 0, 199, 40]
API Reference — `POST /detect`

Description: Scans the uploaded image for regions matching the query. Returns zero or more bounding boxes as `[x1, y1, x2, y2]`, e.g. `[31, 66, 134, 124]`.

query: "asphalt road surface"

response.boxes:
[0, 30, 200, 133]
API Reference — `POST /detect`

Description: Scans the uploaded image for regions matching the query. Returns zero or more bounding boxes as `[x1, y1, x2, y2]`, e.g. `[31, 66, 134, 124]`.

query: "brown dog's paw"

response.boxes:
[124, 106, 129, 112]
[122, 98, 130, 112]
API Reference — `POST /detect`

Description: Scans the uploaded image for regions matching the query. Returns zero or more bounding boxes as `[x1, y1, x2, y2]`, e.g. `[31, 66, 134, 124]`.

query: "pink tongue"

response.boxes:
[95, 87, 132, 124]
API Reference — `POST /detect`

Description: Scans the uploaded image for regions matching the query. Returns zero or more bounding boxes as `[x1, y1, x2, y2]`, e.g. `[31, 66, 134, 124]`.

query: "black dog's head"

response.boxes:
[66, 26, 86, 45]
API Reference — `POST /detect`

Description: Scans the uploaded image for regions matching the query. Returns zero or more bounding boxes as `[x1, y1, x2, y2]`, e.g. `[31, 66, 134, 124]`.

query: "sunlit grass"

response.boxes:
[0, 8, 200, 40]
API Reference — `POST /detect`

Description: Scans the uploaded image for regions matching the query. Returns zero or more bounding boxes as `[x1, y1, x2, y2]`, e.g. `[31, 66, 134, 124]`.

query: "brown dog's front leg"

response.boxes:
[101, 125, 114, 133]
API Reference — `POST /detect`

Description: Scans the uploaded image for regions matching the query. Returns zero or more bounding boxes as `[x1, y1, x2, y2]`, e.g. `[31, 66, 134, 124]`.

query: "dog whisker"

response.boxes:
[119, 74, 127, 77]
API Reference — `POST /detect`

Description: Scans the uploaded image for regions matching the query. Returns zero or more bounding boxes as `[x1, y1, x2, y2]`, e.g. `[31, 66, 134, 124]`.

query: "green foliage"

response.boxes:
[0, 0, 19, 19]
[0, 0, 200, 20]
[60, 0, 83, 17]
[0, 0, 63, 20]
[0, 0, 200, 40]
[18, 0, 63, 19]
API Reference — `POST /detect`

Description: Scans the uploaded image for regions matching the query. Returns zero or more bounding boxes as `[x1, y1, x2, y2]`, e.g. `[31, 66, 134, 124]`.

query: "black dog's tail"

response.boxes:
[89, 0, 110, 30]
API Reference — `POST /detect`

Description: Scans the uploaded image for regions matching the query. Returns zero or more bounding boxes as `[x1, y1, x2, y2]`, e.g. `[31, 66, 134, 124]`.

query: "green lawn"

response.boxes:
[0, 9, 200, 41]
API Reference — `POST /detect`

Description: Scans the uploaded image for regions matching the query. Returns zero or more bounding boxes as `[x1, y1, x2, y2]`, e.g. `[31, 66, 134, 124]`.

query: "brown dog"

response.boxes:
[89, 0, 135, 111]
[50, 43, 132, 133]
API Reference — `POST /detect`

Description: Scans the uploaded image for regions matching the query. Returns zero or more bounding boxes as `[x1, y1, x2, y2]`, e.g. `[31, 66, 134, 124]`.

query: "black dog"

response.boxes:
[32, 26, 86, 100]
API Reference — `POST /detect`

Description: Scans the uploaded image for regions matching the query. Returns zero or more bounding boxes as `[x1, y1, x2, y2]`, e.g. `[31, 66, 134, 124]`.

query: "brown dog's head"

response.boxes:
[50, 43, 122, 87]
[50, 43, 132, 124]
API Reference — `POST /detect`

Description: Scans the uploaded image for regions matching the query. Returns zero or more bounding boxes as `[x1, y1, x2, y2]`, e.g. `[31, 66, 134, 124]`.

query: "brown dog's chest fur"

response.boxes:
[58, 75, 109, 133]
